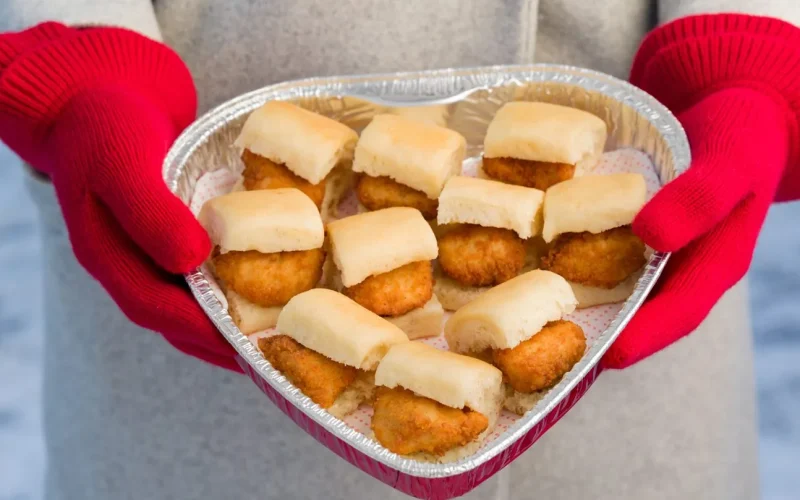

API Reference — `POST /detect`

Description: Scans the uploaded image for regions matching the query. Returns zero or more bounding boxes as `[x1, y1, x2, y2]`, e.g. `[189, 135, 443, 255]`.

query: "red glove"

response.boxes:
[0, 23, 240, 372]
[603, 14, 800, 369]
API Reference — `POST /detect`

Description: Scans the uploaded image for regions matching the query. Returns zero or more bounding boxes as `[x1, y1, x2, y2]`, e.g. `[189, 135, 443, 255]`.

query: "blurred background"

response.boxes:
[0, 144, 797, 500]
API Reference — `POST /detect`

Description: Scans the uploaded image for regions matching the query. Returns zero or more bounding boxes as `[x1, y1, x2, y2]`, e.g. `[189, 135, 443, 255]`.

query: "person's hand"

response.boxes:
[603, 14, 800, 369]
[0, 23, 240, 372]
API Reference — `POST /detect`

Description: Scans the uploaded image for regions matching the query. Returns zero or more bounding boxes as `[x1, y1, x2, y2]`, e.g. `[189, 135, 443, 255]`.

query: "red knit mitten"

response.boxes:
[603, 14, 800, 369]
[0, 23, 240, 372]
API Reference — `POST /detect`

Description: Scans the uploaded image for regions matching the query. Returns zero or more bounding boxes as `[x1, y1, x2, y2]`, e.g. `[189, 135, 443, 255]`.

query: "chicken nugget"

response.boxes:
[241, 150, 326, 209]
[492, 320, 586, 393]
[343, 261, 433, 317]
[213, 248, 325, 308]
[482, 157, 574, 190]
[371, 387, 488, 456]
[438, 225, 526, 287]
[540, 225, 646, 289]
[258, 335, 358, 408]
[356, 174, 438, 219]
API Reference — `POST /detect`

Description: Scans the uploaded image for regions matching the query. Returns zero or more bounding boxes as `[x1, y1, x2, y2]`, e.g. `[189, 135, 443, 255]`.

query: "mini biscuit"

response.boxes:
[437, 176, 544, 239]
[277, 289, 408, 371]
[375, 342, 503, 419]
[444, 270, 578, 353]
[326, 207, 438, 288]
[484, 102, 607, 171]
[541, 173, 647, 243]
[235, 101, 358, 185]
[198, 188, 324, 254]
[353, 114, 466, 199]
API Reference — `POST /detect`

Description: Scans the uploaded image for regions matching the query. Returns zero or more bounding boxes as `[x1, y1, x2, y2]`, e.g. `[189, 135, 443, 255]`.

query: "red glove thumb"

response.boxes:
[50, 87, 211, 275]
[53, 91, 238, 369]
[603, 88, 787, 368]
[601, 13, 800, 369]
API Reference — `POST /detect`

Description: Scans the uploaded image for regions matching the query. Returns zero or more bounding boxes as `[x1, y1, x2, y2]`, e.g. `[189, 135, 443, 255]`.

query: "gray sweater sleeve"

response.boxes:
[659, 0, 800, 26]
[0, 0, 161, 41]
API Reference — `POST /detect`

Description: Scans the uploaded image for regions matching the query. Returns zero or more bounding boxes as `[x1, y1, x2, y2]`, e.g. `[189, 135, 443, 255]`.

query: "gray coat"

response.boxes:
[4, 1, 796, 499]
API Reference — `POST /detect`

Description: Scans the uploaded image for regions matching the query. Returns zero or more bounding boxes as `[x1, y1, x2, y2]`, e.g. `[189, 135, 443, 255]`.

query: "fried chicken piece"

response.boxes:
[482, 157, 574, 191]
[540, 225, 646, 289]
[213, 248, 325, 307]
[492, 320, 586, 393]
[343, 261, 433, 317]
[241, 149, 326, 209]
[258, 335, 357, 408]
[438, 225, 526, 287]
[356, 174, 438, 219]
[371, 387, 489, 456]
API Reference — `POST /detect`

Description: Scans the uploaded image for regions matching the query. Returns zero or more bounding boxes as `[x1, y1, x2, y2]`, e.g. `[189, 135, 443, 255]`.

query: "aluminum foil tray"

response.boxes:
[163, 64, 690, 500]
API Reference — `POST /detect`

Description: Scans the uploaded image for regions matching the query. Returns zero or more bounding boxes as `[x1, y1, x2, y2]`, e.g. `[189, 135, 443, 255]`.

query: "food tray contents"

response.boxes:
[190, 146, 660, 453]
[166, 65, 689, 499]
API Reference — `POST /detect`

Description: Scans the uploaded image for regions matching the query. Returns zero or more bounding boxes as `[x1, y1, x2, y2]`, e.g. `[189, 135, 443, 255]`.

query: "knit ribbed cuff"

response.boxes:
[630, 14, 800, 114]
[0, 26, 196, 137]
[632, 14, 800, 86]
[0, 22, 72, 69]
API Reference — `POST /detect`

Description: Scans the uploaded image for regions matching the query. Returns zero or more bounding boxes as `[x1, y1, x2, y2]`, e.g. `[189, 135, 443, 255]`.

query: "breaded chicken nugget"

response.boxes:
[371, 387, 488, 456]
[258, 335, 357, 408]
[343, 261, 433, 317]
[492, 320, 586, 393]
[241, 150, 327, 209]
[438, 225, 526, 287]
[213, 248, 325, 308]
[482, 157, 574, 191]
[356, 174, 438, 219]
[540, 225, 646, 289]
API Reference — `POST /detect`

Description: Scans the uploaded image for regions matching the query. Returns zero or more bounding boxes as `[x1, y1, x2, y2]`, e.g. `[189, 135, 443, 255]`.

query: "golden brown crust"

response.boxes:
[343, 261, 433, 317]
[241, 150, 327, 209]
[355, 174, 439, 219]
[540, 225, 646, 289]
[482, 157, 575, 191]
[492, 320, 586, 393]
[438, 225, 526, 287]
[371, 386, 488, 456]
[258, 335, 358, 408]
[213, 248, 325, 308]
